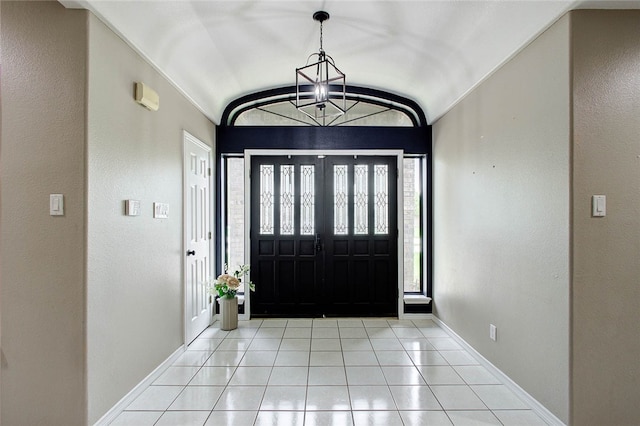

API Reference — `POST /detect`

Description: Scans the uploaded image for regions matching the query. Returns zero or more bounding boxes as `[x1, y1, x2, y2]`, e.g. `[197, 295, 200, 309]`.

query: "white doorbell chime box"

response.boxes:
[134, 82, 159, 111]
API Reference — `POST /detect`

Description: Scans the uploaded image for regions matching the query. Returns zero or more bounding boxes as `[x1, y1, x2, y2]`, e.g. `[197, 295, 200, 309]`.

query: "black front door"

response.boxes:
[250, 155, 398, 317]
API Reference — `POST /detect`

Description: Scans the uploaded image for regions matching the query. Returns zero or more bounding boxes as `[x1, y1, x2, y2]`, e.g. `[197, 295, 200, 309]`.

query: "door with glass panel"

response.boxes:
[250, 155, 398, 317]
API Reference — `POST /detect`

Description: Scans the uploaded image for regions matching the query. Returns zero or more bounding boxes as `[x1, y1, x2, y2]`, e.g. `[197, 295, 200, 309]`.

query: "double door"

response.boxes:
[250, 155, 398, 317]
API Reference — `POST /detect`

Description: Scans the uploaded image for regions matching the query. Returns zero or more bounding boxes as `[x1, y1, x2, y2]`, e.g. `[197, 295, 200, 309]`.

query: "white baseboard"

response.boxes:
[93, 345, 185, 426]
[432, 316, 565, 426]
[401, 313, 434, 320]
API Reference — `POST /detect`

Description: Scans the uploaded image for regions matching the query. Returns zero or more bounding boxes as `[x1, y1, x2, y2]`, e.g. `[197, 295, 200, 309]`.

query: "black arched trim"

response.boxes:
[220, 85, 427, 127]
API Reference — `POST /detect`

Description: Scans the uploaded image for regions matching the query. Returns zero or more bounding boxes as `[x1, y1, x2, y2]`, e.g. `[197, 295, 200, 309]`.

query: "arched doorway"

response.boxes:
[216, 86, 432, 318]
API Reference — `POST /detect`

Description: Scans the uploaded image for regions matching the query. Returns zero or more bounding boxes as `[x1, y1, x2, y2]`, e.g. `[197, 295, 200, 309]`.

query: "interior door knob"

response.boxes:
[186, 250, 196, 256]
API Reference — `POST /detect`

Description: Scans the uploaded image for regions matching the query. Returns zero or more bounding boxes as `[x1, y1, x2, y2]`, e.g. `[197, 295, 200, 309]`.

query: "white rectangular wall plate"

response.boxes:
[125, 199, 141, 216]
[592, 195, 606, 217]
[50, 194, 64, 216]
[153, 202, 169, 219]
[489, 324, 497, 342]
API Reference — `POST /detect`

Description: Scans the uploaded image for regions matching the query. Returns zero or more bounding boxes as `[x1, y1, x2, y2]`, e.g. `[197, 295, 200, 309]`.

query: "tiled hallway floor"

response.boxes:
[111, 319, 548, 425]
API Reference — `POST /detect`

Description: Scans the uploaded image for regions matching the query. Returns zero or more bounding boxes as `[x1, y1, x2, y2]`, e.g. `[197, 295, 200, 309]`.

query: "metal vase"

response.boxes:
[219, 296, 238, 331]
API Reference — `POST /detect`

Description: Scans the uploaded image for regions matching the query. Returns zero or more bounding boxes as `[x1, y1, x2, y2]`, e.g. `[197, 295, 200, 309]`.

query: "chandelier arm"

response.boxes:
[326, 100, 360, 126]
[287, 100, 323, 126]
[305, 52, 320, 66]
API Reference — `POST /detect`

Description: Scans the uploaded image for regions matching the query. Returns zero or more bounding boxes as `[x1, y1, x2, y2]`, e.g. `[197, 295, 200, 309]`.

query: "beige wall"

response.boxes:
[0, 2, 3, 420]
[570, 10, 640, 425]
[433, 15, 571, 423]
[0, 2, 88, 424]
[1, 2, 215, 424]
[434, 10, 640, 424]
[86, 14, 214, 423]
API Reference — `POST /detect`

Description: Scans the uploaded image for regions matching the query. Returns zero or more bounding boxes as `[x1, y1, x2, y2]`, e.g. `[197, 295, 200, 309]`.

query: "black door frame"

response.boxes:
[216, 123, 433, 316]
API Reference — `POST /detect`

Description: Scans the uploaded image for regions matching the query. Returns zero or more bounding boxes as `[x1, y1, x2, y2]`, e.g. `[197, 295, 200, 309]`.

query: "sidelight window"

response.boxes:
[223, 156, 247, 293]
[403, 156, 426, 294]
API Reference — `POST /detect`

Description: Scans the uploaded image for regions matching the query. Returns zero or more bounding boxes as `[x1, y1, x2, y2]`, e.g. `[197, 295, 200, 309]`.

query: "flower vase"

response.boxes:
[219, 296, 238, 331]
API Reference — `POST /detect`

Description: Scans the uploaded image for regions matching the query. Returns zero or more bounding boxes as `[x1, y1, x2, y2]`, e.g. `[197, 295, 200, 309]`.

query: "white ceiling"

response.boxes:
[61, 0, 640, 125]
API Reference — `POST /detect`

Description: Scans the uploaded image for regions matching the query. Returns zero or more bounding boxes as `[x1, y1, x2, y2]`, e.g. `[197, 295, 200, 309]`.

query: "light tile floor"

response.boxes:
[111, 319, 549, 425]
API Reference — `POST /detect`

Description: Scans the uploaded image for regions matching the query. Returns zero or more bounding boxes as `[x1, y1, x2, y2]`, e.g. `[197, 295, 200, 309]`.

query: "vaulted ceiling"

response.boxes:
[61, 0, 640, 125]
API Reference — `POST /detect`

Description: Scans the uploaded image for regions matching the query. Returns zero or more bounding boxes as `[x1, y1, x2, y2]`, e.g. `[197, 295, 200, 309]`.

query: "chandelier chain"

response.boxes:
[319, 21, 324, 52]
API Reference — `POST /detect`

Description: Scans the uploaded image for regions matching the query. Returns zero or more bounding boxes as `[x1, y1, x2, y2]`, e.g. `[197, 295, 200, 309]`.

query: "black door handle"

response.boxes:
[315, 234, 322, 253]
[186, 250, 196, 256]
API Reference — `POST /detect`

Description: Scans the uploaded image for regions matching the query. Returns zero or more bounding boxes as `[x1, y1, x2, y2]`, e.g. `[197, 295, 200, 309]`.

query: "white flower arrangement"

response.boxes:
[209, 264, 255, 299]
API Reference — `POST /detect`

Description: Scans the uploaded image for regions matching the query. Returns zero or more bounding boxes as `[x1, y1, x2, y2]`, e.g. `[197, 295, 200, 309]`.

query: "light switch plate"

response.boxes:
[489, 324, 497, 342]
[125, 199, 141, 216]
[50, 194, 64, 216]
[153, 202, 169, 219]
[592, 195, 606, 217]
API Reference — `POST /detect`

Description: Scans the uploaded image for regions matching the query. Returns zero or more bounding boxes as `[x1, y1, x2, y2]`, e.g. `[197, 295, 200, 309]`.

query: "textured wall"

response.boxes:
[0, 2, 88, 424]
[0, 3, 215, 423]
[0, 3, 3, 422]
[433, 15, 571, 422]
[86, 14, 214, 423]
[570, 10, 640, 425]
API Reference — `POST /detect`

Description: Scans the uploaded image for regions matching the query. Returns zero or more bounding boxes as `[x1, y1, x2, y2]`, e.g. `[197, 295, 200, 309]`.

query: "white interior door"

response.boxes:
[184, 131, 213, 344]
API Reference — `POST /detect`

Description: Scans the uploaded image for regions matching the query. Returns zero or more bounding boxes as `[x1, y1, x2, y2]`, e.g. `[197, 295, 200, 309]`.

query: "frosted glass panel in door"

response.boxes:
[374, 164, 389, 234]
[300, 165, 315, 235]
[333, 165, 348, 235]
[354, 164, 369, 235]
[280, 165, 294, 235]
[259, 165, 274, 235]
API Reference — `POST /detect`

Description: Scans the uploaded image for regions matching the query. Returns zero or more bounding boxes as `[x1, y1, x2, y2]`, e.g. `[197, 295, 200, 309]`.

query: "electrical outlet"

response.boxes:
[489, 324, 497, 342]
